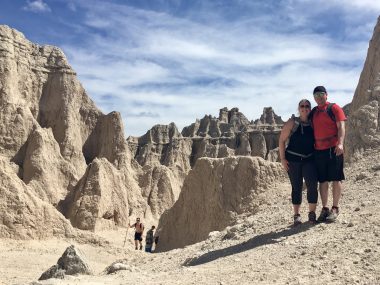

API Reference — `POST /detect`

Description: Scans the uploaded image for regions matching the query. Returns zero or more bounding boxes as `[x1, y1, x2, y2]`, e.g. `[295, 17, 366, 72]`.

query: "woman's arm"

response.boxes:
[278, 119, 294, 171]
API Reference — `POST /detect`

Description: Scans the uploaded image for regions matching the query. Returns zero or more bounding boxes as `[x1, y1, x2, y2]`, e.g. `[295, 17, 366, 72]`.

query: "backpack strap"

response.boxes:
[289, 115, 300, 139]
[308, 106, 317, 126]
[309, 104, 336, 124]
[326, 103, 336, 122]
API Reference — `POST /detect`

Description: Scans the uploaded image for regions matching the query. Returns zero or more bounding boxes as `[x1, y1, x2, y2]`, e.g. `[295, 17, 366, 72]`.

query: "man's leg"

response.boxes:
[319, 182, 329, 207]
[135, 240, 138, 250]
[332, 181, 342, 208]
[317, 182, 330, 222]
[326, 152, 344, 222]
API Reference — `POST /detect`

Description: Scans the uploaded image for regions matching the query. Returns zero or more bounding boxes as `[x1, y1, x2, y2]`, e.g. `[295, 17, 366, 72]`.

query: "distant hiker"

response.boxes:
[279, 99, 318, 225]
[310, 86, 346, 222]
[129, 218, 144, 250]
[145, 226, 155, 253]
[154, 236, 159, 246]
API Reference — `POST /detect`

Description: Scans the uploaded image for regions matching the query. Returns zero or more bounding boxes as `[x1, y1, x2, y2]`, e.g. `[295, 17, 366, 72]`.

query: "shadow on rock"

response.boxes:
[184, 223, 313, 266]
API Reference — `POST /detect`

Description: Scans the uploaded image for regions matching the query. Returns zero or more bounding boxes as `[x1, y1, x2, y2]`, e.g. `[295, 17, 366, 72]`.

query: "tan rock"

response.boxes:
[346, 17, 380, 159]
[139, 165, 182, 219]
[63, 158, 130, 231]
[0, 156, 75, 239]
[82, 111, 128, 169]
[22, 127, 78, 205]
[155, 156, 284, 251]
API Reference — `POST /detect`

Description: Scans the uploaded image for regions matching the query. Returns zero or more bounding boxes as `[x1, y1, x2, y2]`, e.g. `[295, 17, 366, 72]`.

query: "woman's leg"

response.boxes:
[302, 160, 318, 212]
[287, 161, 303, 215]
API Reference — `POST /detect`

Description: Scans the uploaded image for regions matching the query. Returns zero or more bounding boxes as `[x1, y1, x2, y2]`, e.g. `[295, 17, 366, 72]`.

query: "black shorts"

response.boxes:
[134, 232, 143, 241]
[315, 148, 345, 183]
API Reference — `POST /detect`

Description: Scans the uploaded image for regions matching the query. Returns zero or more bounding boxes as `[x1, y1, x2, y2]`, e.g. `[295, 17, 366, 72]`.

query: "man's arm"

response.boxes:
[335, 121, 345, 156]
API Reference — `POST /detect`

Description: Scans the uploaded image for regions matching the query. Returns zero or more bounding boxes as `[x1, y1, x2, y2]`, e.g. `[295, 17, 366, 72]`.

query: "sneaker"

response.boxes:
[326, 206, 339, 223]
[293, 214, 302, 225]
[308, 211, 317, 224]
[317, 207, 330, 223]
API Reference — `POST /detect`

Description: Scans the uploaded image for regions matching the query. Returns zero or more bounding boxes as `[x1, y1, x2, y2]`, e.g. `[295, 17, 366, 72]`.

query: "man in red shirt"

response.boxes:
[311, 86, 346, 222]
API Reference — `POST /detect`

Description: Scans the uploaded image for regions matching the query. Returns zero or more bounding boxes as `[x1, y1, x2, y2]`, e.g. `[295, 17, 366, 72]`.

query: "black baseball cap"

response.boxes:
[313, 86, 327, 94]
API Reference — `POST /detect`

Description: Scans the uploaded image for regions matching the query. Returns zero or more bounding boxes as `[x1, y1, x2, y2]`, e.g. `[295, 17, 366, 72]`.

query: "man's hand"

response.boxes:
[335, 144, 344, 156]
[281, 158, 289, 172]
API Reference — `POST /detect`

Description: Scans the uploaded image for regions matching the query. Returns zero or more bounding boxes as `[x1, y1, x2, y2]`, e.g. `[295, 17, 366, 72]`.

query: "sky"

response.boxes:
[1, 0, 380, 136]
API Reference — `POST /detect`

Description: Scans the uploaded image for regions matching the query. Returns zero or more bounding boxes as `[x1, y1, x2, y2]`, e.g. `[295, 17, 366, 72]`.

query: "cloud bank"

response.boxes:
[53, 0, 380, 136]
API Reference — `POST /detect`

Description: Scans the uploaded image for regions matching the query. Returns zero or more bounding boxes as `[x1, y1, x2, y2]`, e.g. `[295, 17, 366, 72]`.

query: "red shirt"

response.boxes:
[312, 102, 346, 150]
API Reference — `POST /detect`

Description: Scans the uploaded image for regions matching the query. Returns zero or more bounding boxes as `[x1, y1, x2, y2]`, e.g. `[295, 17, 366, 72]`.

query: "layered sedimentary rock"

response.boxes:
[0, 25, 152, 236]
[0, 156, 75, 239]
[139, 165, 182, 219]
[129, 107, 284, 172]
[128, 123, 193, 219]
[22, 127, 78, 205]
[346, 17, 380, 159]
[155, 156, 284, 251]
[183, 107, 283, 164]
[62, 158, 130, 231]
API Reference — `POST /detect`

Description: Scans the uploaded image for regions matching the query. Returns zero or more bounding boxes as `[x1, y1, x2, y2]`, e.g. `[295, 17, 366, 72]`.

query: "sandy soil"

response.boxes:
[1, 149, 379, 285]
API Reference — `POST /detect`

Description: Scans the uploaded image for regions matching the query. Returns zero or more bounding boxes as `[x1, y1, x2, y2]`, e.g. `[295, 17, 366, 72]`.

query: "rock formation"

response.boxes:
[129, 107, 284, 172]
[0, 25, 150, 236]
[22, 127, 78, 205]
[0, 156, 75, 239]
[346, 17, 380, 159]
[39, 245, 92, 280]
[155, 156, 284, 251]
[0, 24, 286, 241]
[62, 158, 130, 231]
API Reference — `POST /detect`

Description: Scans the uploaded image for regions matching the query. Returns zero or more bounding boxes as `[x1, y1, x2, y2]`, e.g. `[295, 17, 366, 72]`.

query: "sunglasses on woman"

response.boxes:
[299, 105, 311, 109]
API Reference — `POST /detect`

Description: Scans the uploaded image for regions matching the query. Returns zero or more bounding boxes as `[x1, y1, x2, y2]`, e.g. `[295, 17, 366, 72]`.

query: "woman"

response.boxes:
[279, 99, 318, 225]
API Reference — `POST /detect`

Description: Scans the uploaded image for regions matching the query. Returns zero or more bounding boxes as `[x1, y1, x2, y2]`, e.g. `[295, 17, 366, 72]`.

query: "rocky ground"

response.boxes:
[1, 149, 379, 285]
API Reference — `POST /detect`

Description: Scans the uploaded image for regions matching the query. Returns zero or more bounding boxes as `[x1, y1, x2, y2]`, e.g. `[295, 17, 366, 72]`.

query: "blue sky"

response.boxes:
[1, 0, 380, 136]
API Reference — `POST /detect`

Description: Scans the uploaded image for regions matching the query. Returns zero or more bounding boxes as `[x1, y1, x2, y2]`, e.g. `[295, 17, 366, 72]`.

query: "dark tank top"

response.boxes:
[285, 119, 315, 162]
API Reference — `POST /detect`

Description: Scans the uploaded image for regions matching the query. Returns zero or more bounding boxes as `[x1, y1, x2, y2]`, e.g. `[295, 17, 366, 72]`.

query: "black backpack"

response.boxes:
[309, 103, 336, 125]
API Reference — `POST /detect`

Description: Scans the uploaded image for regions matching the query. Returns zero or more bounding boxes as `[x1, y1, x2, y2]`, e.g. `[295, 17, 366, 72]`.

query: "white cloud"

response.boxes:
[59, 1, 375, 135]
[23, 0, 51, 13]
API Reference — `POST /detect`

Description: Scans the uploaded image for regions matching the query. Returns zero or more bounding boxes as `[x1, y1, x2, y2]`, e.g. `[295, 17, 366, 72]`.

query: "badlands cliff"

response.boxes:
[0, 24, 286, 241]
[0, 14, 380, 285]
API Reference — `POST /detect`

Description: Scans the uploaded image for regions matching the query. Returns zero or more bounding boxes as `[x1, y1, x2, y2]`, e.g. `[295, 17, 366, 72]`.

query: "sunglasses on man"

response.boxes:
[313, 92, 326, 98]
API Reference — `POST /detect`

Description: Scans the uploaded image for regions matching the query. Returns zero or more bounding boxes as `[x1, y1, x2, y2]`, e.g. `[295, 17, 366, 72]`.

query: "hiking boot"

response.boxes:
[308, 211, 317, 224]
[326, 206, 339, 223]
[317, 207, 330, 223]
[293, 214, 302, 226]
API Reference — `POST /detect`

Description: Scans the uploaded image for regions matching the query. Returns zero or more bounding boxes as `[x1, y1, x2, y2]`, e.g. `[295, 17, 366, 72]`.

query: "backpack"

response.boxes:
[135, 223, 144, 230]
[288, 115, 311, 139]
[308, 103, 336, 125]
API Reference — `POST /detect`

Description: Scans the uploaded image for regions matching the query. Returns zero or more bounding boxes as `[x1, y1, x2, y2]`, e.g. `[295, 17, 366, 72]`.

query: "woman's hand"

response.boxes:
[281, 158, 289, 172]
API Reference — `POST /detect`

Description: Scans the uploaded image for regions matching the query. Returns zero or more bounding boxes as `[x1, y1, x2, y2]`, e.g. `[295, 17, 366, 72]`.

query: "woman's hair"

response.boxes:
[297, 99, 311, 115]
[298, 99, 311, 107]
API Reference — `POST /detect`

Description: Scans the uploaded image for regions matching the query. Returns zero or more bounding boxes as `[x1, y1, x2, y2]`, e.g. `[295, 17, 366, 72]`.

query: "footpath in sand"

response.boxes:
[0, 149, 379, 285]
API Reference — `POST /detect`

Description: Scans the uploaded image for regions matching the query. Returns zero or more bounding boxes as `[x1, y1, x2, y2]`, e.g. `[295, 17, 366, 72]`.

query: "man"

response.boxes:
[145, 226, 155, 253]
[129, 218, 144, 250]
[311, 86, 346, 222]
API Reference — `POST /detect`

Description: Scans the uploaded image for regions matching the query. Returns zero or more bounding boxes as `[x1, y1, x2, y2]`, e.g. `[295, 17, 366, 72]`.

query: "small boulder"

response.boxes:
[39, 245, 92, 280]
[104, 261, 129, 274]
